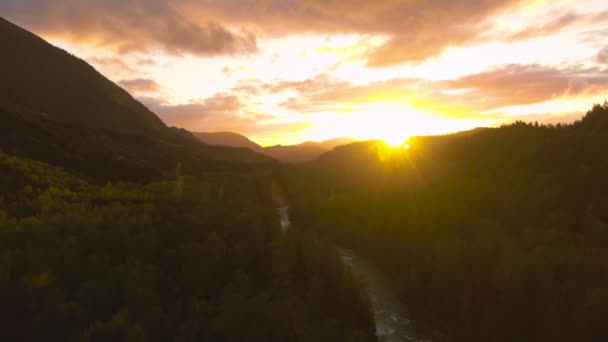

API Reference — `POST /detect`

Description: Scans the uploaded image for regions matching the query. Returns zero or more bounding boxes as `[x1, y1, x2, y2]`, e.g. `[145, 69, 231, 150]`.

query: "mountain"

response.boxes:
[313, 137, 358, 150]
[193, 131, 357, 163]
[316, 140, 387, 167]
[0, 17, 273, 181]
[262, 143, 329, 164]
[261, 138, 358, 163]
[192, 132, 263, 151]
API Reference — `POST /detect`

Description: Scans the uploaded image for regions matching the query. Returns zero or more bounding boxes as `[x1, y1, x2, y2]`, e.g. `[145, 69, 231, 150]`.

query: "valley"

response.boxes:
[2, 8, 608, 342]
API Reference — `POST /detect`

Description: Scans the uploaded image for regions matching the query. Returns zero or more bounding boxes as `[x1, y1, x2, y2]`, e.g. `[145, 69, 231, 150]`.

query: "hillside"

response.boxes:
[297, 138, 357, 151]
[0, 17, 273, 181]
[192, 132, 263, 151]
[262, 144, 329, 164]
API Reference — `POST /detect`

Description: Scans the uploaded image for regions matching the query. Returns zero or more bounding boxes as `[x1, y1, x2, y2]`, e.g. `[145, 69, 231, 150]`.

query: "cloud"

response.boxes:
[597, 47, 608, 64]
[503, 9, 608, 42]
[145, 94, 243, 119]
[581, 28, 608, 45]
[6, 1, 608, 65]
[273, 77, 431, 113]
[205, 0, 523, 65]
[506, 11, 580, 41]
[1, 0, 258, 57]
[140, 93, 309, 135]
[448, 64, 608, 109]
[226, 75, 350, 109]
[225, 75, 351, 113]
[2, 0, 527, 64]
[10, 1, 606, 65]
[269, 75, 350, 94]
[221, 66, 233, 77]
[141, 94, 246, 131]
[118, 78, 160, 93]
[88, 56, 134, 72]
[274, 64, 608, 115]
[137, 58, 157, 66]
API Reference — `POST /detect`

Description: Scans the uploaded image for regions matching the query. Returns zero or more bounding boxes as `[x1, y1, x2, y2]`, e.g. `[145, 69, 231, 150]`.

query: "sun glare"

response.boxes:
[336, 102, 440, 144]
[346, 102, 417, 144]
[295, 100, 495, 146]
[382, 135, 407, 147]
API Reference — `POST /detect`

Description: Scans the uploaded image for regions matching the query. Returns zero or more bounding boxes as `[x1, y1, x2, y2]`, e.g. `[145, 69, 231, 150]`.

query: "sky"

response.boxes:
[2, 0, 608, 146]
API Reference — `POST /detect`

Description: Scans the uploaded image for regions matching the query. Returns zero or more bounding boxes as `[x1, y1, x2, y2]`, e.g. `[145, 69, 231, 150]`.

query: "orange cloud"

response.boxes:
[449, 64, 608, 109]
[503, 9, 608, 42]
[199, 0, 524, 65]
[118, 78, 160, 93]
[506, 11, 580, 41]
[140, 93, 310, 136]
[88, 56, 134, 72]
[266, 64, 608, 115]
[3, 0, 527, 64]
[1, 0, 258, 56]
[597, 47, 608, 64]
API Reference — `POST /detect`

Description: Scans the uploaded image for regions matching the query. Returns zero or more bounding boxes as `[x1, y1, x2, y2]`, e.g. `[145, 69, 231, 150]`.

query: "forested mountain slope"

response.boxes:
[193, 132, 264, 151]
[0, 17, 273, 181]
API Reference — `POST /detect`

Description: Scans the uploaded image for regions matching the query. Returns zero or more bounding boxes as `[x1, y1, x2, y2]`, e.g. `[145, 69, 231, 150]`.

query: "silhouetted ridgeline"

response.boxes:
[0, 17, 274, 182]
[193, 132, 357, 163]
[285, 102, 608, 342]
[192, 132, 265, 151]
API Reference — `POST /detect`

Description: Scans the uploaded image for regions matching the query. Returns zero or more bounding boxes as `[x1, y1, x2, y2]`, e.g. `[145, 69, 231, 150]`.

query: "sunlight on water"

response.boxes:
[277, 206, 290, 231]
[339, 248, 432, 342]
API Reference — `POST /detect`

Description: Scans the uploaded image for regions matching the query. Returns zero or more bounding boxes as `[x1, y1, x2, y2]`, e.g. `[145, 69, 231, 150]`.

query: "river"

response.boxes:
[277, 206, 433, 342]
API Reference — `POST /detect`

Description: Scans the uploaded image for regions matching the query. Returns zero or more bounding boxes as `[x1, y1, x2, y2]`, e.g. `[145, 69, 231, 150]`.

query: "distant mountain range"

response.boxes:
[193, 132, 357, 163]
[0, 17, 273, 181]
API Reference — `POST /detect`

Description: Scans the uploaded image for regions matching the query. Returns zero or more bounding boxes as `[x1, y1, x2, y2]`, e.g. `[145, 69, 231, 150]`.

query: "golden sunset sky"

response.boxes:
[3, 0, 608, 145]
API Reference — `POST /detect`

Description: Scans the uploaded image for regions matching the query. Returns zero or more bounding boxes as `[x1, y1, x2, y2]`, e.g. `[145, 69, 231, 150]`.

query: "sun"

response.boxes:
[303, 100, 485, 147]
[382, 134, 408, 147]
[335, 101, 414, 146]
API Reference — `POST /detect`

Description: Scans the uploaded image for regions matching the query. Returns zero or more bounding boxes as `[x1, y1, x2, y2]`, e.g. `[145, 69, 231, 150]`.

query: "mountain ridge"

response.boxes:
[0, 17, 274, 181]
[192, 132, 263, 151]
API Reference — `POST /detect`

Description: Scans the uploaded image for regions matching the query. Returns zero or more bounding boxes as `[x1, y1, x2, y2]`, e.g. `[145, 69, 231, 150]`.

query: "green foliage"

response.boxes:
[287, 103, 608, 341]
[0, 153, 375, 342]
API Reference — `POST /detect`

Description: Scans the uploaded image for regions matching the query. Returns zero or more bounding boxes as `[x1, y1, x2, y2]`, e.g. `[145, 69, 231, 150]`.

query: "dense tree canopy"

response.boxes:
[0, 153, 375, 342]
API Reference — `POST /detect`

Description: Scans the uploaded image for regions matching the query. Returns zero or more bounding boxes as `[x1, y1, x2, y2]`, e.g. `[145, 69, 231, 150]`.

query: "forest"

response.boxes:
[0, 152, 375, 342]
[283, 102, 608, 341]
